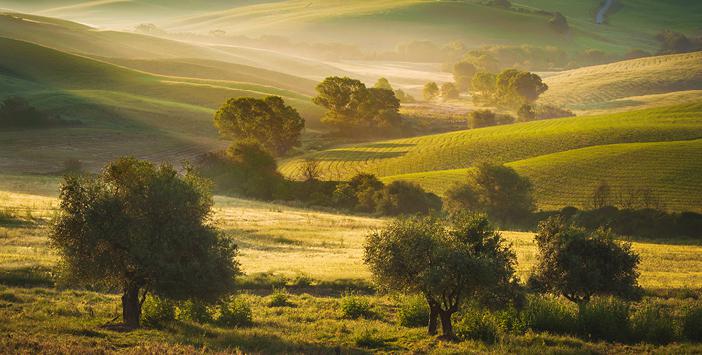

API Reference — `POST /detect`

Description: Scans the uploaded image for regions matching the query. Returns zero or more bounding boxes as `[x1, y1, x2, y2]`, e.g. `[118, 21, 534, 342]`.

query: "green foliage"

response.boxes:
[216, 297, 253, 327]
[682, 306, 702, 341]
[141, 295, 176, 327]
[374, 77, 393, 91]
[577, 297, 630, 342]
[630, 302, 675, 344]
[49, 157, 240, 328]
[394, 89, 415, 103]
[364, 213, 518, 338]
[373, 180, 442, 216]
[456, 308, 501, 344]
[397, 294, 429, 327]
[214, 96, 304, 156]
[453, 61, 477, 92]
[530, 217, 641, 304]
[445, 162, 534, 227]
[423, 82, 439, 101]
[521, 296, 577, 335]
[549, 12, 569, 34]
[440, 82, 460, 101]
[268, 288, 291, 307]
[495, 69, 548, 107]
[339, 292, 374, 319]
[471, 72, 497, 104]
[494, 306, 526, 334]
[517, 104, 535, 122]
[312, 76, 401, 135]
[176, 300, 213, 324]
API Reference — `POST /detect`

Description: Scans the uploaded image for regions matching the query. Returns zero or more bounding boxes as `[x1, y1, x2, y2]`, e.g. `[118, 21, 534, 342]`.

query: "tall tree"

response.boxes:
[495, 69, 548, 107]
[214, 96, 304, 156]
[313, 76, 401, 134]
[364, 214, 518, 339]
[50, 158, 240, 328]
[441, 82, 460, 101]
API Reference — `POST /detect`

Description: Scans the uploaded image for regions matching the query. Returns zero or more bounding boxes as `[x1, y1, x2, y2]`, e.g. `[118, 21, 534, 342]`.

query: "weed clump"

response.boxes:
[339, 292, 373, 319]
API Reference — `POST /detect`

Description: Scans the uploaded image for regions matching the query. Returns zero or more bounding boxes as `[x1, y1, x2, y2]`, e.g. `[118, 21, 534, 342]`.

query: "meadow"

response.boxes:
[280, 103, 702, 211]
[2, 182, 702, 352]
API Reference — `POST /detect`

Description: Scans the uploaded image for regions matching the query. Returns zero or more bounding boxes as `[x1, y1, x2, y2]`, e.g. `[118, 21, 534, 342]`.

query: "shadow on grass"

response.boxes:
[166, 321, 366, 354]
[317, 149, 408, 161]
[0, 267, 54, 288]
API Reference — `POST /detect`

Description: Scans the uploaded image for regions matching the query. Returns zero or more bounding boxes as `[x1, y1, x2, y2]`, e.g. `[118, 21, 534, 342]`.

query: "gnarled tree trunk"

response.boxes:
[439, 310, 456, 340]
[122, 283, 141, 329]
[427, 299, 440, 335]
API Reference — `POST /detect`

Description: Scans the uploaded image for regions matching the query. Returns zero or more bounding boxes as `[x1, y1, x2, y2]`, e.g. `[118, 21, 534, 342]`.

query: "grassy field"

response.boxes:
[2, 182, 702, 352]
[279, 103, 702, 211]
[541, 51, 702, 113]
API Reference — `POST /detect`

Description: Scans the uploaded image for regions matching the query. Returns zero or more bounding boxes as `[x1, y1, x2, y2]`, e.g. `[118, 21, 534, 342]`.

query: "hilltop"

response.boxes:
[541, 51, 702, 113]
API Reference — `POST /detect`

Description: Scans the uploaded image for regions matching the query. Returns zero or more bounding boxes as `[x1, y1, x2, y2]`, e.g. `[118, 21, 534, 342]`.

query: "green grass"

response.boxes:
[280, 103, 702, 211]
[381, 139, 702, 212]
[541, 51, 702, 112]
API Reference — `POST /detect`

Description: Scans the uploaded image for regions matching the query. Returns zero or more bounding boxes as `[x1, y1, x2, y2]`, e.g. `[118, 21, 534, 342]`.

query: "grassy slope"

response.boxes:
[541, 51, 702, 112]
[0, 36, 321, 173]
[167, 0, 702, 53]
[0, 12, 335, 87]
[280, 103, 702, 211]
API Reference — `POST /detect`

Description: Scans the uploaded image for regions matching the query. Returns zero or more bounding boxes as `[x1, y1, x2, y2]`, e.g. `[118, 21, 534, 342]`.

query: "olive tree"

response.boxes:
[364, 214, 518, 339]
[529, 217, 641, 307]
[214, 96, 304, 156]
[50, 157, 240, 329]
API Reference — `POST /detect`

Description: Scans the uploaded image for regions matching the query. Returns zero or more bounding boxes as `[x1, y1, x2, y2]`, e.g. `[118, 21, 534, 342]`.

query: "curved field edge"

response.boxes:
[279, 103, 702, 180]
[380, 139, 702, 212]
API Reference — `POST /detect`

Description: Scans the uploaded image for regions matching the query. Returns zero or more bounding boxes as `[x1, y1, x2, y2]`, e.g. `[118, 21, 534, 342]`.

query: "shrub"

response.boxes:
[217, 297, 253, 327]
[456, 309, 501, 344]
[268, 288, 291, 307]
[397, 294, 429, 327]
[577, 297, 630, 342]
[630, 302, 675, 344]
[340, 292, 374, 319]
[373, 180, 442, 216]
[683, 306, 702, 341]
[141, 295, 175, 326]
[353, 327, 385, 348]
[494, 306, 526, 334]
[176, 300, 213, 323]
[521, 296, 576, 334]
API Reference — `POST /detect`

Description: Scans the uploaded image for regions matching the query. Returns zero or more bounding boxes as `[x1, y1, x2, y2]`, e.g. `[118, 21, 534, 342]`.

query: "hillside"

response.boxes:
[541, 51, 702, 113]
[279, 103, 702, 211]
[165, 0, 702, 53]
[0, 37, 321, 173]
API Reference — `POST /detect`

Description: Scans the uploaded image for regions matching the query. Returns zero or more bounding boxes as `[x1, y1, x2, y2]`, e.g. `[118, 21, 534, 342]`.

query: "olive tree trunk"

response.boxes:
[439, 310, 456, 340]
[122, 284, 141, 329]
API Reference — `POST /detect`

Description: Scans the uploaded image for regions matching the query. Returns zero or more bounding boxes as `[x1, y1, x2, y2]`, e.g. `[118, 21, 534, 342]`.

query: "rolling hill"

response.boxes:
[541, 51, 702, 113]
[0, 36, 321, 173]
[164, 0, 702, 54]
[279, 103, 702, 211]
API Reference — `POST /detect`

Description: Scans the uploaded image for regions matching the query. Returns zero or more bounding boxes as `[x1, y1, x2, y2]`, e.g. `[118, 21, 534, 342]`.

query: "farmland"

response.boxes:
[280, 103, 702, 211]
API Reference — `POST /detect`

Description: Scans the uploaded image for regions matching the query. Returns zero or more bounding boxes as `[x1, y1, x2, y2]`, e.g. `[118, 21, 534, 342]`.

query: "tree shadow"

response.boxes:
[317, 149, 407, 161]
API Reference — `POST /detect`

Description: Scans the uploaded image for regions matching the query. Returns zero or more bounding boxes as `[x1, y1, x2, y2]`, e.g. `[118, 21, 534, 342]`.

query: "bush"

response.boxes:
[494, 306, 526, 334]
[683, 306, 702, 341]
[268, 288, 291, 307]
[141, 295, 175, 326]
[217, 297, 253, 327]
[340, 292, 374, 319]
[175, 300, 213, 323]
[577, 297, 630, 342]
[374, 180, 442, 216]
[521, 296, 576, 334]
[630, 302, 675, 344]
[456, 309, 501, 344]
[397, 294, 429, 327]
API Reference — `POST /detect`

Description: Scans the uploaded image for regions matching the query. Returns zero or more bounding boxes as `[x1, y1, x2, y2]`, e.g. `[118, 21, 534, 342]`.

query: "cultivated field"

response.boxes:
[280, 103, 702, 211]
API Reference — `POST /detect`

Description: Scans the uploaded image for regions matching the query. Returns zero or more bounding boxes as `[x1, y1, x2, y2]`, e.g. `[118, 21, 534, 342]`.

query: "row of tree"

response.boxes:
[365, 213, 641, 339]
